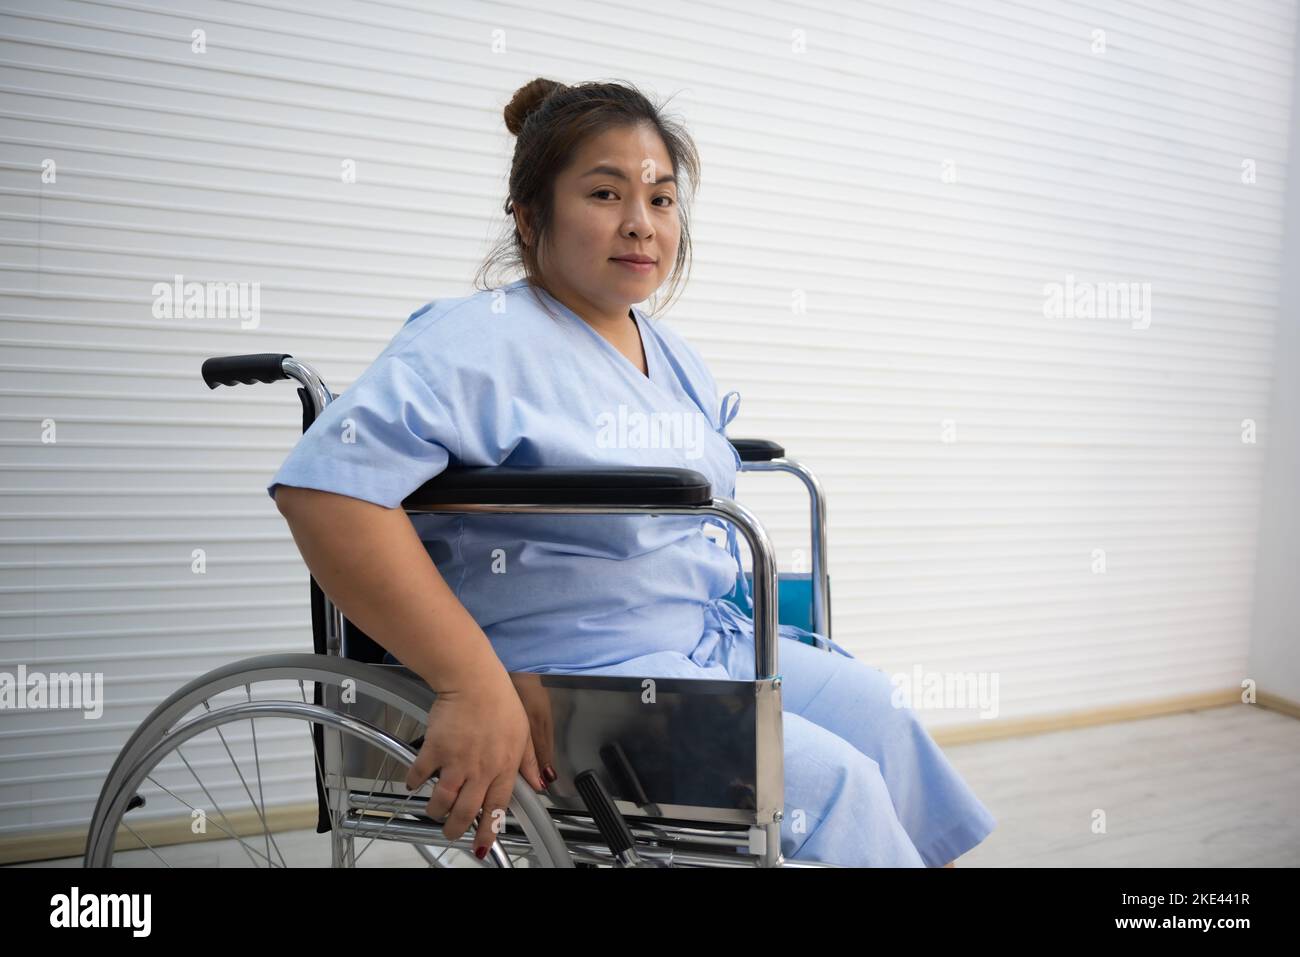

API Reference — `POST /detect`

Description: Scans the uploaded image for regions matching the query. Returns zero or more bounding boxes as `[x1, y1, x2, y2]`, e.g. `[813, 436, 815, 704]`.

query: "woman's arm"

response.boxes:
[274, 484, 547, 858]
[273, 484, 502, 691]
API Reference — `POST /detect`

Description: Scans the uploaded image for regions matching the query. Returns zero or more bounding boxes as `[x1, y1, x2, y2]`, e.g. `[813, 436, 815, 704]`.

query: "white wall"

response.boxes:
[1247, 10, 1300, 704]
[0, 0, 1295, 846]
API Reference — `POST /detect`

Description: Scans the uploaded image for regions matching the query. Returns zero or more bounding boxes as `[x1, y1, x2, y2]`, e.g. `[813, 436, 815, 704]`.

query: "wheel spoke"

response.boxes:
[119, 821, 173, 868]
[351, 713, 415, 865]
[201, 700, 288, 868]
[246, 685, 274, 869]
[141, 774, 279, 867]
[175, 746, 262, 868]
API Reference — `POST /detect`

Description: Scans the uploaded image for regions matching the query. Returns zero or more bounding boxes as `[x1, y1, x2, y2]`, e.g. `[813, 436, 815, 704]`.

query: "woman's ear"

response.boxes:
[513, 203, 532, 247]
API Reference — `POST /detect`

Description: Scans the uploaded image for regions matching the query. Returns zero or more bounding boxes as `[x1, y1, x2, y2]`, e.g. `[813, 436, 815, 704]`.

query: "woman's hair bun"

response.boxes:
[504, 78, 566, 136]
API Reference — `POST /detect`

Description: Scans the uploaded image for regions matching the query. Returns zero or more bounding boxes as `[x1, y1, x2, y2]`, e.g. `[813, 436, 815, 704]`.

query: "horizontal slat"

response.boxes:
[0, 0, 1293, 850]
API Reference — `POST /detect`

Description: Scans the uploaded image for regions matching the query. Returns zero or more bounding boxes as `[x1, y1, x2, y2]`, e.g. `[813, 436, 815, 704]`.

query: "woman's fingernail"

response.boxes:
[543, 765, 558, 783]
[475, 845, 488, 860]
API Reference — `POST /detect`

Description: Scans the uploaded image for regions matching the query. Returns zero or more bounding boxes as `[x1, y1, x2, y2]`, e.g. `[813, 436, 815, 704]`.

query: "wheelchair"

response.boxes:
[83, 352, 839, 868]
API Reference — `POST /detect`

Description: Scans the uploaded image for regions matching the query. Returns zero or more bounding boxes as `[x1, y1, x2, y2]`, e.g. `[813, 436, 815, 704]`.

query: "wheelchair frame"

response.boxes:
[84, 352, 839, 868]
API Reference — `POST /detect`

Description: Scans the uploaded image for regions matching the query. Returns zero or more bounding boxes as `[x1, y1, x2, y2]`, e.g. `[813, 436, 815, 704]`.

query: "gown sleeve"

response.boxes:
[268, 293, 533, 509]
[266, 352, 463, 510]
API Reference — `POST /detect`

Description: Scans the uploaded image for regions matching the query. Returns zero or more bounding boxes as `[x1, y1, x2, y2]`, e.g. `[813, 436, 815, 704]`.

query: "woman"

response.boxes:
[269, 78, 995, 867]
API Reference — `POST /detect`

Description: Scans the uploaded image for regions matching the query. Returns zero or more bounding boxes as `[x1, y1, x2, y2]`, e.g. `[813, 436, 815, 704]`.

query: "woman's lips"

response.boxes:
[611, 258, 655, 274]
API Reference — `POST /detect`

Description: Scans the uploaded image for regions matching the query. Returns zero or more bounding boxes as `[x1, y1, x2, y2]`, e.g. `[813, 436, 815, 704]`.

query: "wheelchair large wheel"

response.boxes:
[83, 654, 573, 868]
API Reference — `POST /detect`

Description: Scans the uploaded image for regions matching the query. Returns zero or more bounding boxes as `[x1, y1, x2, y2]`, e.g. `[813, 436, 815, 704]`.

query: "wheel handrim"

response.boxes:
[84, 662, 572, 868]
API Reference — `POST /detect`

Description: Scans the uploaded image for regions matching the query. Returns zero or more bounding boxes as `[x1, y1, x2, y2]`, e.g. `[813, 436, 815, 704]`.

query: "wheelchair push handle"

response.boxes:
[201, 353, 293, 389]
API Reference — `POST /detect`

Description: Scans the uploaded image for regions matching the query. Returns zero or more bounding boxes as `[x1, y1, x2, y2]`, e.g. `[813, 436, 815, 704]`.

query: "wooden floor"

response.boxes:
[10, 704, 1299, 868]
[947, 704, 1300, 867]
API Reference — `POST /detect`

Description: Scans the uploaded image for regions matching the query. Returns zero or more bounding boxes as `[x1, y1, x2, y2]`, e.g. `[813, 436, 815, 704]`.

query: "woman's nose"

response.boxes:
[622, 204, 654, 239]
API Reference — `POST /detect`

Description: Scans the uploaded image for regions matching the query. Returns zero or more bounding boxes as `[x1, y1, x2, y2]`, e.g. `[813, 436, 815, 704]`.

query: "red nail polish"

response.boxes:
[475, 845, 488, 860]
[543, 765, 558, 783]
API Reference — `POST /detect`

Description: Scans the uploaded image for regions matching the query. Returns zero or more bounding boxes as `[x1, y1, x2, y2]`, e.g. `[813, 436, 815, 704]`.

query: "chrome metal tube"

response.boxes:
[281, 357, 333, 420]
[740, 458, 831, 642]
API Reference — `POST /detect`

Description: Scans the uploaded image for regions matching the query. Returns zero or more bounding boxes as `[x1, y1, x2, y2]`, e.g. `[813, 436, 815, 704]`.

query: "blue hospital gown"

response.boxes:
[267, 277, 996, 866]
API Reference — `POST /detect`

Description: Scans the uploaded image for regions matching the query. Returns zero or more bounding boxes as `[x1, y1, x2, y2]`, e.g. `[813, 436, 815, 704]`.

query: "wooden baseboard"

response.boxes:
[1256, 690, 1300, 720]
[5, 688, 1297, 866]
[929, 688, 1295, 747]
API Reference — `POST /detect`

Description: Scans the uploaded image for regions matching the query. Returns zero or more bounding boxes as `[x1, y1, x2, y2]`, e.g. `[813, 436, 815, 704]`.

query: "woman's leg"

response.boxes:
[780, 710, 926, 866]
[721, 631, 996, 868]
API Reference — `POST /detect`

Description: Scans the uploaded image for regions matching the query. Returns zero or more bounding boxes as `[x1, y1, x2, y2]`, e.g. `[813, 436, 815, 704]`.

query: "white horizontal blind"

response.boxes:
[702, 0, 1296, 728]
[0, 0, 1294, 847]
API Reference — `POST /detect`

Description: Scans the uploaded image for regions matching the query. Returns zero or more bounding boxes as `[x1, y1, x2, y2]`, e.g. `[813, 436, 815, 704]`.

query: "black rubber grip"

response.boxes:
[730, 438, 785, 462]
[201, 353, 292, 389]
[574, 769, 636, 857]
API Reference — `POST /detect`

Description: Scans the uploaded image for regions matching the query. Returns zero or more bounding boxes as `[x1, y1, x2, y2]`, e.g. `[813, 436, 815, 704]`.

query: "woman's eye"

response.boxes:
[591, 189, 674, 207]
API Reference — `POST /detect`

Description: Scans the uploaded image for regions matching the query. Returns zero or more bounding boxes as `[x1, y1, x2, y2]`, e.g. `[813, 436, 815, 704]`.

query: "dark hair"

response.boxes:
[474, 78, 701, 320]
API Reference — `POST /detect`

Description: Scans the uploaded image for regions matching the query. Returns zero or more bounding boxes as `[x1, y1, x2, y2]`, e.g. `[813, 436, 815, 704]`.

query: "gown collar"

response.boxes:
[509, 278, 659, 385]
[507, 278, 755, 619]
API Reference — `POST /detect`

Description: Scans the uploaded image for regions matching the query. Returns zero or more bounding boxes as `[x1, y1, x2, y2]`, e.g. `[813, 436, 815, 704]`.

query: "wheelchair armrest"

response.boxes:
[730, 438, 785, 462]
[401, 466, 713, 508]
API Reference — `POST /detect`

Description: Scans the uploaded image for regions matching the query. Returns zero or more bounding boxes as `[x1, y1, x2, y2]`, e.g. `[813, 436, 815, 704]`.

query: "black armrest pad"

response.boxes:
[402, 466, 712, 509]
[730, 438, 785, 462]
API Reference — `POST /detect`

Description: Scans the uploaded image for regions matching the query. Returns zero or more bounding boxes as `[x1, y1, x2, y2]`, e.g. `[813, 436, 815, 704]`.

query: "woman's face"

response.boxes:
[521, 123, 680, 322]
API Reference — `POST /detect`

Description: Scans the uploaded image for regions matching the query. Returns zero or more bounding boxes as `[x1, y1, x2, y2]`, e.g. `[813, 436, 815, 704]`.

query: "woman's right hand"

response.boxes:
[404, 672, 548, 860]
